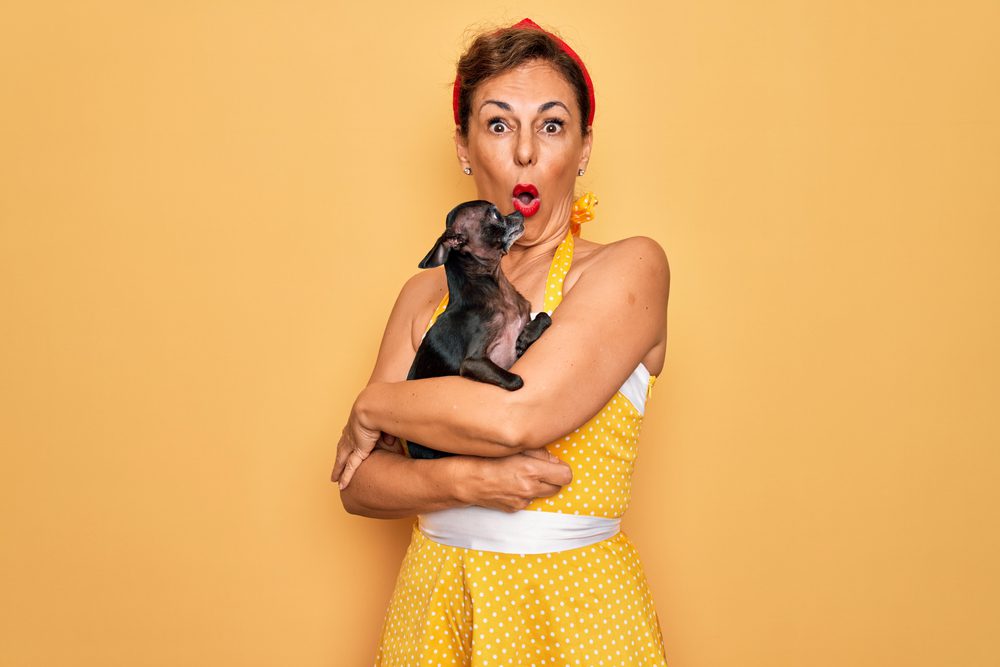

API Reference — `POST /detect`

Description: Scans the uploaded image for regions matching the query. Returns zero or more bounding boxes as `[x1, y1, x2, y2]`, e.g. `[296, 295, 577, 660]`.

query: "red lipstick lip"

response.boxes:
[512, 197, 541, 217]
[513, 183, 539, 198]
[512, 183, 541, 217]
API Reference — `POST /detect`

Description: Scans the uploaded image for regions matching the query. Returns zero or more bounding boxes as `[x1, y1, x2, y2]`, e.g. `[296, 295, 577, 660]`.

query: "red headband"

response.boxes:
[452, 18, 596, 128]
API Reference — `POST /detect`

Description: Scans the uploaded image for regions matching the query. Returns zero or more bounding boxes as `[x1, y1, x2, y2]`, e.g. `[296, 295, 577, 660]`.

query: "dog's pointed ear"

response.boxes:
[418, 234, 451, 269]
[419, 233, 465, 269]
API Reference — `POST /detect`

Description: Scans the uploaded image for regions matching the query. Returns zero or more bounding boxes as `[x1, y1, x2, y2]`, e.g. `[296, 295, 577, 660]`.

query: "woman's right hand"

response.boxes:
[454, 449, 573, 513]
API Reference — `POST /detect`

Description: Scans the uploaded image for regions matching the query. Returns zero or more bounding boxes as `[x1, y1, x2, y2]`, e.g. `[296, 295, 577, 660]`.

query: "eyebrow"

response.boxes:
[481, 100, 512, 112]
[538, 101, 570, 114]
[480, 100, 572, 115]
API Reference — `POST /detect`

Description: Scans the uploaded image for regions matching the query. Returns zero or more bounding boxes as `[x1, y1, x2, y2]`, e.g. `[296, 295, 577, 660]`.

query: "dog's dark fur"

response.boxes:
[405, 200, 552, 460]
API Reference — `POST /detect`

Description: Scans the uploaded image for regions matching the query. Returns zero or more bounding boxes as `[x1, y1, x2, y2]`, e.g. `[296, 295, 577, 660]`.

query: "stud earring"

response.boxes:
[578, 169, 586, 176]
[463, 167, 472, 175]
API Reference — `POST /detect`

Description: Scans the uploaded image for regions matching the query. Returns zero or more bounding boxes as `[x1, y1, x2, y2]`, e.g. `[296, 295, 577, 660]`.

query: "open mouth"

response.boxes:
[512, 183, 541, 218]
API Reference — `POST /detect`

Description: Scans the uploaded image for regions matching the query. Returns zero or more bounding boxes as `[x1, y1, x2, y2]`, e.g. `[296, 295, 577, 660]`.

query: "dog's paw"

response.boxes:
[504, 375, 524, 391]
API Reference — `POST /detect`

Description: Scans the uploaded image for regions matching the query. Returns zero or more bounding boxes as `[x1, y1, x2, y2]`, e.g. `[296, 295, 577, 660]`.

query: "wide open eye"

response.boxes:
[541, 119, 565, 134]
[487, 118, 509, 134]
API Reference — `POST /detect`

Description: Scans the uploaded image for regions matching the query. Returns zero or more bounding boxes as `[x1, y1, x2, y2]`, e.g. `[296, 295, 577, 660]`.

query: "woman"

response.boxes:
[333, 19, 670, 665]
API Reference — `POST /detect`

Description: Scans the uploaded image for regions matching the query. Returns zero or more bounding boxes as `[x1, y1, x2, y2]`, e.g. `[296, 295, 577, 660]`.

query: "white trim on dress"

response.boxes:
[418, 506, 621, 554]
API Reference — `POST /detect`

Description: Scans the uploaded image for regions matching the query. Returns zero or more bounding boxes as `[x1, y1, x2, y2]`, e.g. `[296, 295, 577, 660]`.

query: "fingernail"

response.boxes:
[338, 481, 345, 490]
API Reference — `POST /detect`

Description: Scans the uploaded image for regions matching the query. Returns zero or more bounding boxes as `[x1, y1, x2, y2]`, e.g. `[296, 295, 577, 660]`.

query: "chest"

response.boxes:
[485, 309, 530, 369]
[483, 276, 531, 367]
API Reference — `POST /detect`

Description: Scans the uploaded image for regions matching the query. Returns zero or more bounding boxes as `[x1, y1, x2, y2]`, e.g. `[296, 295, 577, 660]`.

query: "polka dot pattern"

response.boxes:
[543, 231, 573, 313]
[374, 527, 669, 666]
[385, 229, 667, 664]
[529, 392, 644, 518]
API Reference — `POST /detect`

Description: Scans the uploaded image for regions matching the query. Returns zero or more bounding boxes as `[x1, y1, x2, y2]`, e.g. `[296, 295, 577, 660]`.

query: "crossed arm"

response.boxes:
[335, 236, 669, 514]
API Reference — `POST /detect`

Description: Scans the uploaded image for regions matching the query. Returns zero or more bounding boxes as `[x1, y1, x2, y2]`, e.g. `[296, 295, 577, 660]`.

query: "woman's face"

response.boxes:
[456, 60, 592, 244]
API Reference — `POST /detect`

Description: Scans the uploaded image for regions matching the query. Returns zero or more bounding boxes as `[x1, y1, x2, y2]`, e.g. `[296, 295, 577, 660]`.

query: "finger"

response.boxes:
[337, 449, 370, 490]
[520, 448, 560, 463]
[331, 446, 348, 483]
[537, 461, 573, 487]
[338, 455, 360, 489]
[520, 448, 547, 460]
[374, 433, 397, 453]
[532, 481, 563, 498]
[331, 432, 357, 482]
[337, 459, 356, 489]
[501, 497, 532, 513]
[378, 433, 403, 454]
[521, 455, 572, 482]
[522, 448, 563, 465]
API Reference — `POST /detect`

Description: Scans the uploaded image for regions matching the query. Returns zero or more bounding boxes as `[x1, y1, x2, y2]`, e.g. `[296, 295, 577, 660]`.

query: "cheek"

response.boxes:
[540, 157, 575, 189]
[475, 145, 509, 174]
[540, 144, 577, 173]
[472, 149, 515, 191]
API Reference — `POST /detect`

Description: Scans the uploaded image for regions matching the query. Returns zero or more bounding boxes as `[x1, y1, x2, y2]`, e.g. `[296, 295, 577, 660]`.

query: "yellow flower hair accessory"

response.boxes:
[570, 192, 598, 237]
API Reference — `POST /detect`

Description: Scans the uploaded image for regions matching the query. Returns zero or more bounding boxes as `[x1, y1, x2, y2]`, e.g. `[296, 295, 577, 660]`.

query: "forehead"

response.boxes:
[471, 60, 576, 114]
[450, 203, 489, 229]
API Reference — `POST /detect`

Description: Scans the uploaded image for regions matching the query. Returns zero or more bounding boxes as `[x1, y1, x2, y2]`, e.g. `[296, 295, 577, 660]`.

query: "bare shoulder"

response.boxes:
[395, 267, 448, 350]
[560, 236, 670, 375]
[367, 267, 447, 384]
[399, 265, 447, 304]
[604, 236, 669, 273]
[568, 235, 670, 296]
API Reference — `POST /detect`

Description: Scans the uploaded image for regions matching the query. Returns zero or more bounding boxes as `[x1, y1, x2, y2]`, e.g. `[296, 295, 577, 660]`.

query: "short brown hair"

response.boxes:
[455, 27, 592, 138]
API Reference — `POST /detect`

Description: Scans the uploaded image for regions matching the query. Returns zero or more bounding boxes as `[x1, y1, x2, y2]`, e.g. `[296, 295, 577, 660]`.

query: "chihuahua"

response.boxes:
[405, 200, 552, 459]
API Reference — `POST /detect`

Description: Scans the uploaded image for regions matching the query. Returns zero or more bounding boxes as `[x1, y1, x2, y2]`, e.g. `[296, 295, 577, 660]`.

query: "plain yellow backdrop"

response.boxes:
[2, 1, 998, 665]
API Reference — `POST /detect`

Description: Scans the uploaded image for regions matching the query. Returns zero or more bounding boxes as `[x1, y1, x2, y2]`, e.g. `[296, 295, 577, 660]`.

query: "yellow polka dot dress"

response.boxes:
[376, 231, 668, 666]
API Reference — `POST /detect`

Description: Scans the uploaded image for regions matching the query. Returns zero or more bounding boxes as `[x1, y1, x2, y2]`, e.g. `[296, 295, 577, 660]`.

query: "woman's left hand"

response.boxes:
[331, 397, 383, 489]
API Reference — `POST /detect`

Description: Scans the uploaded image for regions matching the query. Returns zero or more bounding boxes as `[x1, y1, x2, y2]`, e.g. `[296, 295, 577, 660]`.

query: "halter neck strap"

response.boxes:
[542, 230, 575, 312]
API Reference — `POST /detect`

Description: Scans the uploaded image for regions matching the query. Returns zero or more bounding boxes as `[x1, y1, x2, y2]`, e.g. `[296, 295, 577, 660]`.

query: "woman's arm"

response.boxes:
[341, 447, 572, 519]
[339, 448, 465, 519]
[335, 270, 573, 515]
[334, 237, 670, 487]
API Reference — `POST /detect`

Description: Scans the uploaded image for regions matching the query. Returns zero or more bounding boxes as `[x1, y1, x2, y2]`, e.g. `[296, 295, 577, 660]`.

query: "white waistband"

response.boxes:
[418, 506, 621, 554]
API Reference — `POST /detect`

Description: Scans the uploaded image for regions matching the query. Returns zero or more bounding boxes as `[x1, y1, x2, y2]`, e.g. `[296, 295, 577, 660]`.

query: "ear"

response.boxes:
[455, 128, 472, 173]
[418, 234, 451, 269]
[578, 127, 593, 173]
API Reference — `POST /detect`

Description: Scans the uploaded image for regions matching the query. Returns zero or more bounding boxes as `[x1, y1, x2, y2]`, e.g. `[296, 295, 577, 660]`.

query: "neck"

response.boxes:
[502, 225, 570, 275]
[443, 255, 506, 305]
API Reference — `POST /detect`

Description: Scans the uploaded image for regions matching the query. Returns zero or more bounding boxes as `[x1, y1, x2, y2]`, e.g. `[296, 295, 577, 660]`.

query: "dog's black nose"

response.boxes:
[505, 210, 524, 226]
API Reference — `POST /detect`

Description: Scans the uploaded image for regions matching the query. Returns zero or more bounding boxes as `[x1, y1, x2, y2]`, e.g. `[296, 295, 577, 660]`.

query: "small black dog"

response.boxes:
[405, 200, 552, 459]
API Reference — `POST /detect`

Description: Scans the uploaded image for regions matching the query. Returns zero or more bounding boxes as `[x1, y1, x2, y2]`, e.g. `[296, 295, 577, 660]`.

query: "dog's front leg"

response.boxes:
[460, 357, 524, 391]
[515, 312, 552, 358]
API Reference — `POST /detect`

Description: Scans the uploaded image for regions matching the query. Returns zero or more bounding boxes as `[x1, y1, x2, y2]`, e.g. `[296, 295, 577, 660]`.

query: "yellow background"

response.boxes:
[2, 1, 998, 665]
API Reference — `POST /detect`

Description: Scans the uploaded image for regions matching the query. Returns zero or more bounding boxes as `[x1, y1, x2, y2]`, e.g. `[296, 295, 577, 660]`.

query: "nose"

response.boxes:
[514, 129, 537, 167]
